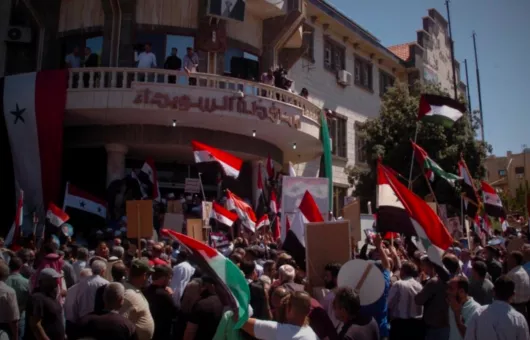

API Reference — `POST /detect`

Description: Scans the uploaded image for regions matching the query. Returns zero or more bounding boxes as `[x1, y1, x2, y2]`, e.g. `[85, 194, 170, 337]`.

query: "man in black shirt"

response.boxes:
[333, 287, 379, 340]
[25, 268, 65, 340]
[164, 47, 182, 84]
[143, 265, 178, 340]
[77, 282, 137, 340]
[183, 276, 223, 340]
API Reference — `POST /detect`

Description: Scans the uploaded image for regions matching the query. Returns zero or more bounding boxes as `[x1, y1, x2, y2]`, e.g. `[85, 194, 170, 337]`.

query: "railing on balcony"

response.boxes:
[67, 67, 321, 123]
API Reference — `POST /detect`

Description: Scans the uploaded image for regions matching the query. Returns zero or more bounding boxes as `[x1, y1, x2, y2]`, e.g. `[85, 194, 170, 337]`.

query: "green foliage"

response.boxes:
[346, 81, 491, 212]
[499, 184, 527, 214]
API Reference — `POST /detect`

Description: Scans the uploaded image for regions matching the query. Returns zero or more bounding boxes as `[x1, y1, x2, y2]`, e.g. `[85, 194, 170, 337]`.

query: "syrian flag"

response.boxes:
[255, 163, 265, 211]
[379, 163, 453, 267]
[192, 140, 242, 178]
[140, 158, 161, 202]
[210, 231, 231, 248]
[272, 215, 281, 240]
[5, 189, 24, 251]
[256, 215, 270, 230]
[418, 94, 466, 127]
[226, 190, 257, 232]
[211, 201, 238, 227]
[376, 163, 416, 236]
[481, 181, 506, 218]
[282, 191, 324, 270]
[269, 190, 278, 215]
[266, 154, 274, 181]
[63, 183, 107, 219]
[1, 70, 67, 221]
[458, 160, 480, 219]
[46, 202, 70, 227]
[160, 229, 250, 329]
[131, 170, 148, 199]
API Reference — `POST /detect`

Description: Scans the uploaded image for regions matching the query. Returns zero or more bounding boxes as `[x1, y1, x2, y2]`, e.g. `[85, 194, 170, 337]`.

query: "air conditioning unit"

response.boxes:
[337, 69, 352, 86]
[5, 26, 32, 43]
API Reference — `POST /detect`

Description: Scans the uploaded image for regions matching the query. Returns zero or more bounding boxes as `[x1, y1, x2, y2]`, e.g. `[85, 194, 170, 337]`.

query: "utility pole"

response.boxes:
[445, 0, 458, 100]
[464, 59, 472, 123]
[472, 31, 485, 142]
[523, 145, 528, 219]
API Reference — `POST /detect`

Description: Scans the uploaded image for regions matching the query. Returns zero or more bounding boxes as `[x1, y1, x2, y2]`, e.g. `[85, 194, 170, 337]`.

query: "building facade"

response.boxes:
[485, 150, 530, 195]
[0, 0, 465, 216]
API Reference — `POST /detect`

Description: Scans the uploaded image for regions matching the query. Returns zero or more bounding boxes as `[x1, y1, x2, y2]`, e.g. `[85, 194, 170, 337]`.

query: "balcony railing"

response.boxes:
[67, 67, 321, 123]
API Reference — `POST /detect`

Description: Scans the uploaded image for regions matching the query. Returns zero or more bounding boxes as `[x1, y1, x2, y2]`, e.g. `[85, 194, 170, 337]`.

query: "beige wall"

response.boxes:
[136, 0, 198, 28]
[486, 151, 530, 195]
[58, 0, 104, 32]
[226, 12, 263, 52]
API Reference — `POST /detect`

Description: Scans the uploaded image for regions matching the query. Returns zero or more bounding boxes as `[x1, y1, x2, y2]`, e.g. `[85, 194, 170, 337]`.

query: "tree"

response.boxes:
[499, 184, 526, 215]
[346, 81, 490, 213]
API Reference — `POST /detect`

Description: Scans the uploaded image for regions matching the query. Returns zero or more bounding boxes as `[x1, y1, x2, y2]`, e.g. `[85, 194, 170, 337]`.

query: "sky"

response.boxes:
[328, 0, 530, 157]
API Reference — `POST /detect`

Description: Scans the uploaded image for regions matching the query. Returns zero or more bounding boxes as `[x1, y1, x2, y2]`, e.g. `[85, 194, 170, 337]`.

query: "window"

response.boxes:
[333, 186, 348, 218]
[323, 38, 345, 72]
[166, 35, 195, 60]
[355, 122, 367, 163]
[354, 55, 373, 91]
[379, 70, 395, 96]
[302, 23, 314, 61]
[498, 169, 507, 177]
[327, 112, 347, 158]
[515, 166, 525, 179]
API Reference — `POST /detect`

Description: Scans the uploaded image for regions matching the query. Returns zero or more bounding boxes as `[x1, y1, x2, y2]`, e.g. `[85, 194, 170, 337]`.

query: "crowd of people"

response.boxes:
[1, 220, 530, 340]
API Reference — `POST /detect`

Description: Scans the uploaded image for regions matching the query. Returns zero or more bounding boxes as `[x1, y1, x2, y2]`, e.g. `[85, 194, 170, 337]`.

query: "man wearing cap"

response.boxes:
[143, 265, 178, 340]
[119, 259, 155, 340]
[25, 268, 65, 340]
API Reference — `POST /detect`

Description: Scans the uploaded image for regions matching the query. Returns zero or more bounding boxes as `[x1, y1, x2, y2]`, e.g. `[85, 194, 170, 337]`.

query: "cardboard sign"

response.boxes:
[187, 218, 205, 242]
[163, 213, 184, 233]
[167, 200, 183, 214]
[126, 200, 153, 239]
[185, 178, 201, 194]
[202, 201, 213, 226]
[342, 199, 361, 242]
[305, 221, 351, 288]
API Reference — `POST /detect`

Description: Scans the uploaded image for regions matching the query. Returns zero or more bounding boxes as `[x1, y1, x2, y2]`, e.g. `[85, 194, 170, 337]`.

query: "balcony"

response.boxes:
[65, 67, 323, 162]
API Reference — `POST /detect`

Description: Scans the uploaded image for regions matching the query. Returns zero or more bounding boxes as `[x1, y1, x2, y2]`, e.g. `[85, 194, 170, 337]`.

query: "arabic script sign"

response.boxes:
[131, 83, 301, 129]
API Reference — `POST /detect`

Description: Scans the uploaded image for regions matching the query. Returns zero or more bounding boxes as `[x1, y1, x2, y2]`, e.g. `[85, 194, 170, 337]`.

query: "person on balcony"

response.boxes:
[183, 47, 199, 86]
[135, 43, 157, 81]
[83, 47, 99, 88]
[65, 46, 81, 69]
[164, 47, 182, 84]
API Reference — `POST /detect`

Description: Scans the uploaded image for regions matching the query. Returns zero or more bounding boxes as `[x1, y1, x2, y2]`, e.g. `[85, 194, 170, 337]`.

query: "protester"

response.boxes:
[70, 259, 109, 321]
[468, 260, 494, 305]
[321, 262, 342, 328]
[72, 247, 88, 279]
[464, 275, 530, 340]
[0, 261, 19, 340]
[64, 268, 93, 338]
[333, 287, 379, 340]
[6, 256, 29, 339]
[447, 276, 481, 340]
[135, 43, 157, 69]
[120, 259, 155, 340]
[506, 250, 530, 318]
[484, 246, 503, 284]
[170, 250, 195, 307]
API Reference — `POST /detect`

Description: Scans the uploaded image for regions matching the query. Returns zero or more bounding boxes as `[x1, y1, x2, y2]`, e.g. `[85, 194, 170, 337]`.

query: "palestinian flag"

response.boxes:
[160, 229, 250, 329]
[282, 191, 324, 270]
[1, 70, 67, 221]
[256, 215, 270, 230]
[192, 140, 242, 179]
[458, 160, 479, 219]
[379, 163, 453, 267]
[481, 181, 506, 218]
[376, 163, 416, 236]
[418, 94, 466, 127]
[63, 183, 107, 219]
[46, 202, 70, 227]
[139, 158, 161, 202]
[226, 190, 257, 232]
[211, 201, 238, 227]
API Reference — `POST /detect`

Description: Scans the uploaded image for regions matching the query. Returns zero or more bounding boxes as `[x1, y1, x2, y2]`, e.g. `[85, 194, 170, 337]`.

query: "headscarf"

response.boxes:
[30, 253, 64, 292]
[170, 261, 196, 308]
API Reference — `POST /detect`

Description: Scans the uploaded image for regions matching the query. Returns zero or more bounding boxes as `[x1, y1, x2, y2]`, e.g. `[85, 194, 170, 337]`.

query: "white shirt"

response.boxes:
[170, 261, 195, 307]
[72, 275, 109, 321]
[72, 260, 87, 279]
[507, 266, 530, 304]
[64, 280, 83, 322]
[253, 319, 319, 340]
[135, 52, 157, 68]
[464, 300, 530, 340]
[448, 297, 481, 340]
[388, 277, 423, 320]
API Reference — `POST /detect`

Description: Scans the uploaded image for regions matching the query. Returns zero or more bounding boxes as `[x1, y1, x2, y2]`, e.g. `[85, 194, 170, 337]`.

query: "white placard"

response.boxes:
[184, 178, 201, 194]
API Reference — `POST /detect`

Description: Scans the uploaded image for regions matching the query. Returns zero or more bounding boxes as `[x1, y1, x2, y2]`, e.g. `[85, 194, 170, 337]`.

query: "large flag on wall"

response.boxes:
[1, 70, 68, 221]
[418, 94, 466, 127]
[379, 163, 453, 267]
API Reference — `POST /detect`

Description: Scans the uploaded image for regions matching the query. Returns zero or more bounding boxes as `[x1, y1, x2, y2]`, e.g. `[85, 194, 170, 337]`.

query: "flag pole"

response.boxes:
[197, 172, 206, 201]
[421, 171, 440, 207]
[408, 123, 419, 189]
[62, 182, 69, 211]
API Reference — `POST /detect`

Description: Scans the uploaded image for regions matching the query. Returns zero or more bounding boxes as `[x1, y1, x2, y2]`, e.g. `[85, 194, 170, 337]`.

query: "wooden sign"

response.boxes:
[167, 200, 183, 214]
[305, 221, 351, 288]
[342, 200, 361, 242]
[187, 218, 205, 243]
[126, 200, 153, 239]
[163, 213, 184, 233]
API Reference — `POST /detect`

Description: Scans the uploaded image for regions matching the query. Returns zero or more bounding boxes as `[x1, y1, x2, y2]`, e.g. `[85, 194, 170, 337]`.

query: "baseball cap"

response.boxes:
[131, 259, 155, 273]
[39, 268, 63, 280]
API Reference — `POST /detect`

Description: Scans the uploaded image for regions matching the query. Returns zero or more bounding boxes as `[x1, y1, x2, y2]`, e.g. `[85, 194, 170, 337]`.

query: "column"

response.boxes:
[105, 143, 128, 187]
[0, 0, 12, 76]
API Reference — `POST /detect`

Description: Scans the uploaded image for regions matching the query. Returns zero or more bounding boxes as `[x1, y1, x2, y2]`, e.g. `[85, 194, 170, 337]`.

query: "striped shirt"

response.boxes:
[507, 266, 530, 304]
[387, 277, 423, 320]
